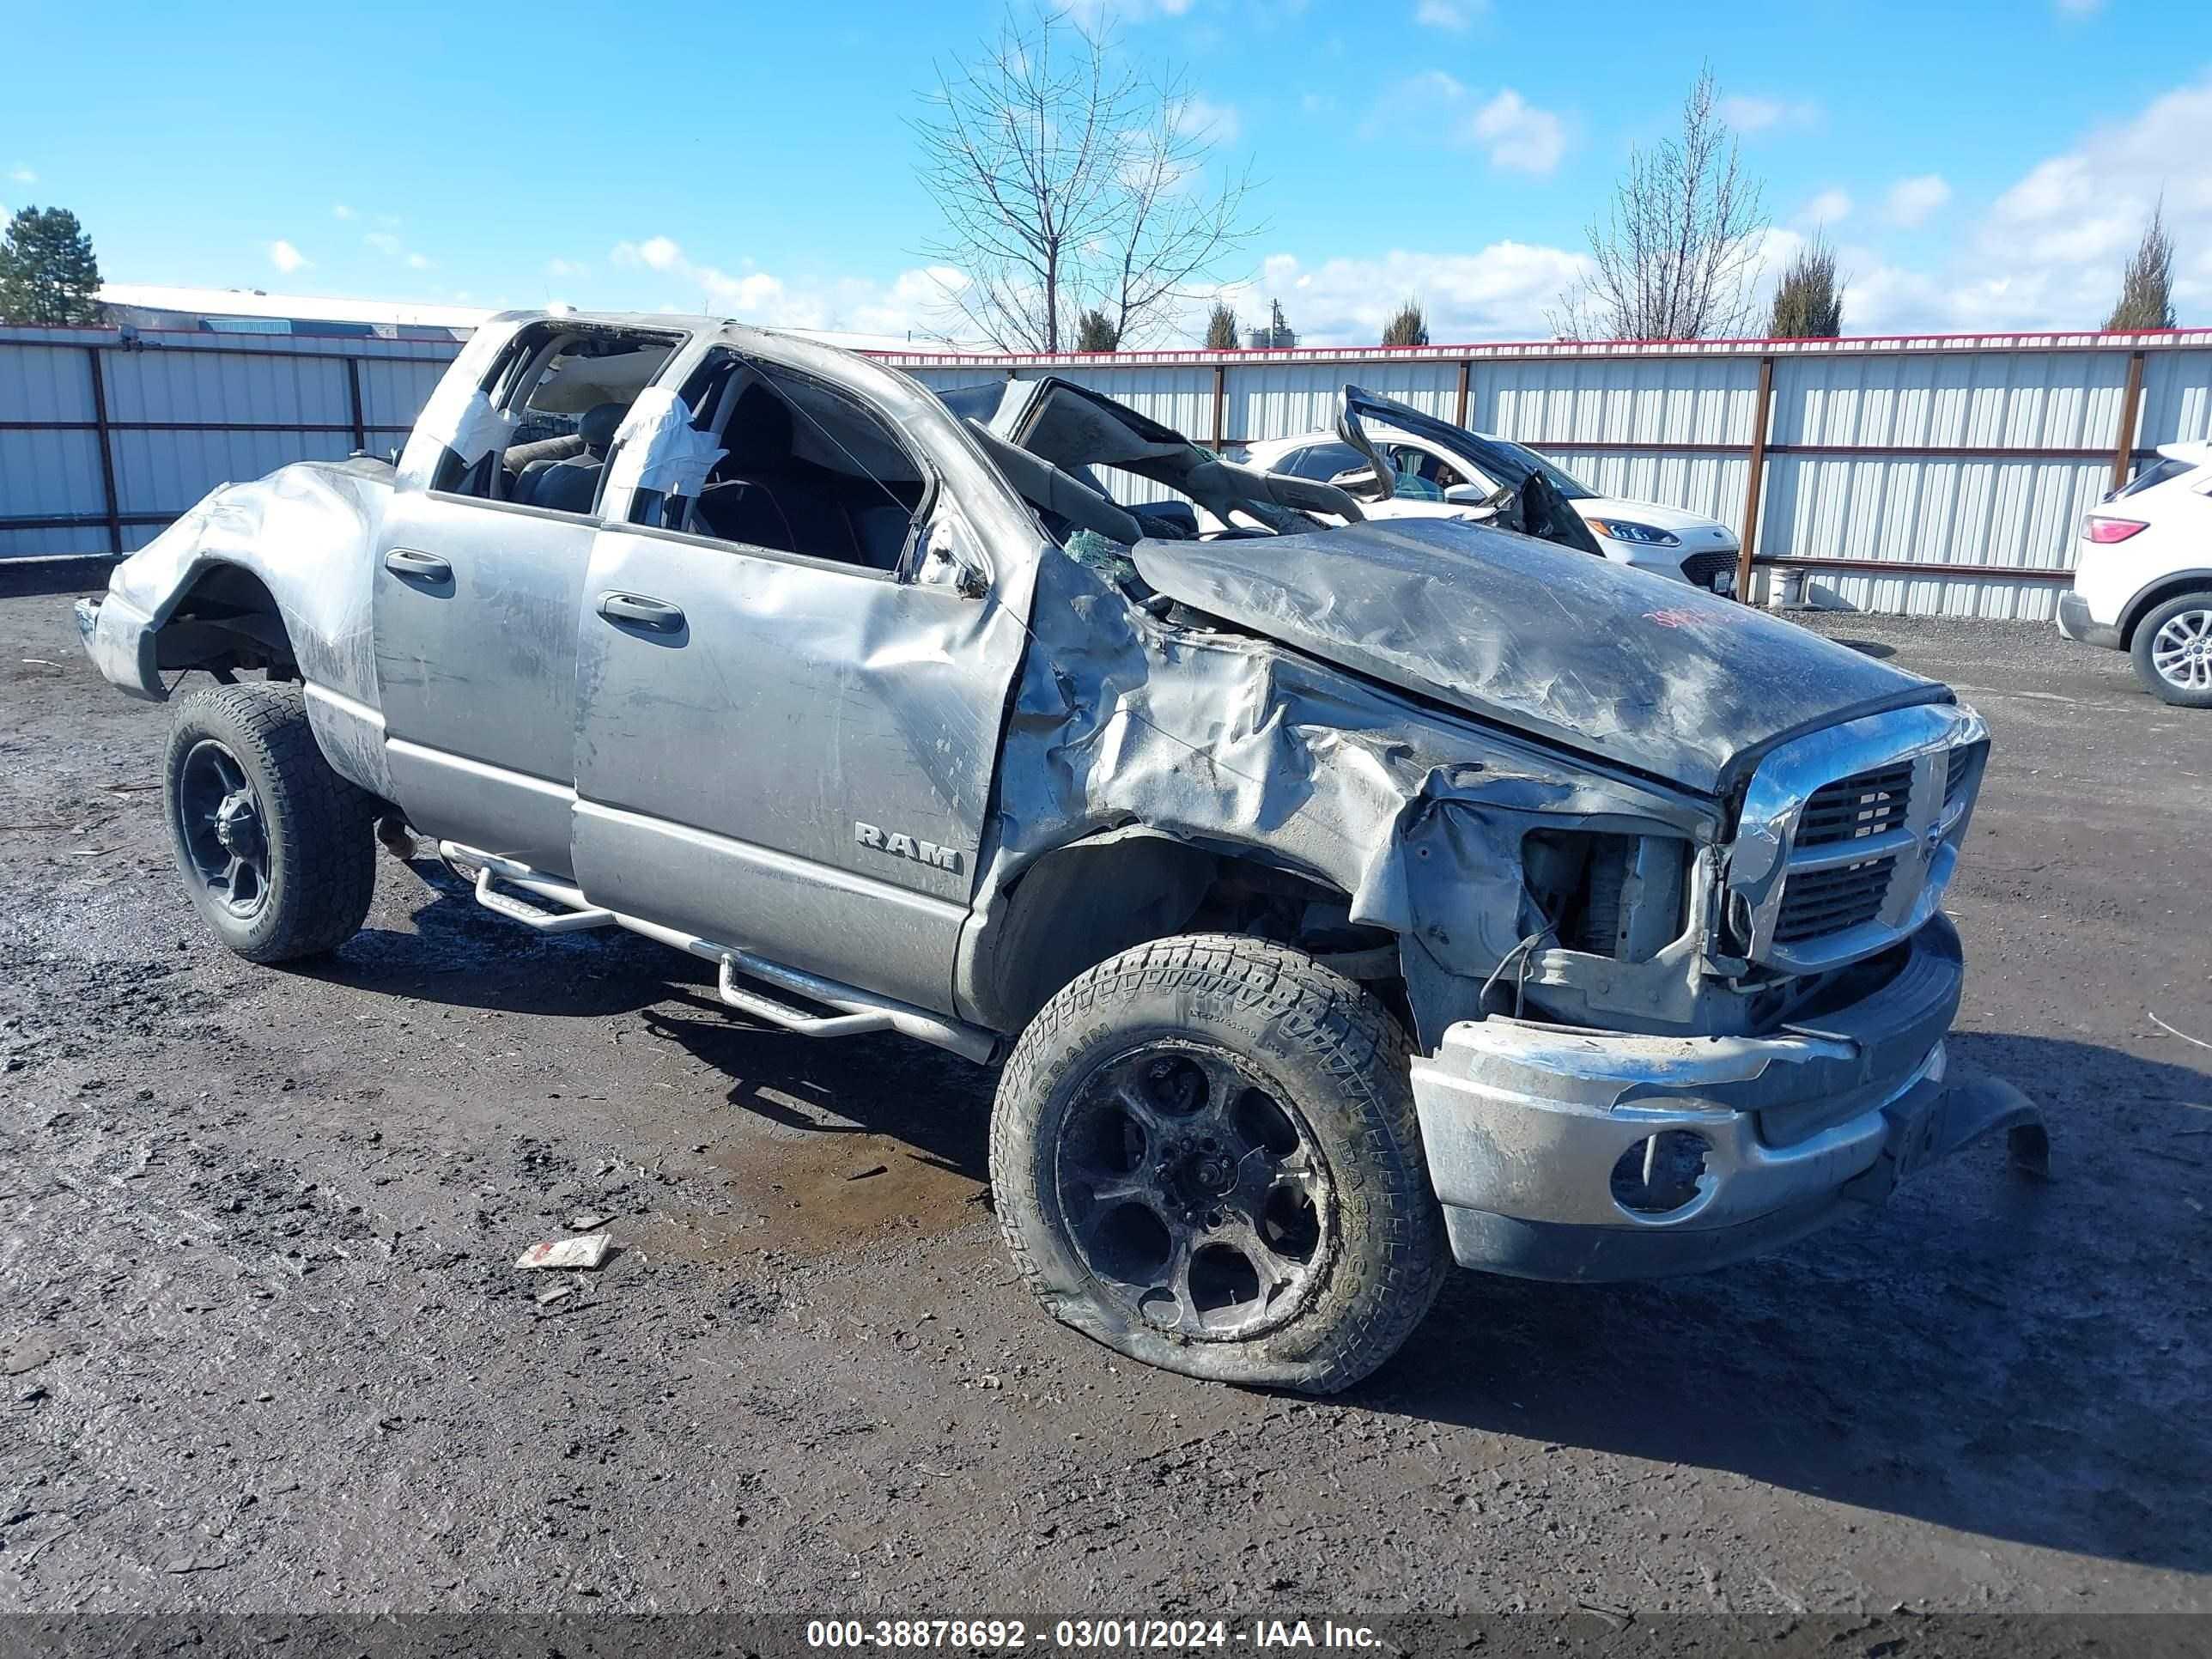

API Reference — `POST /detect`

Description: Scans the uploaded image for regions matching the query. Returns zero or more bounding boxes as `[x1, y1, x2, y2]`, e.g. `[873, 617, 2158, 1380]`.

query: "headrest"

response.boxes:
[579, 401, 626, 457]
[724, 385, 794, 469]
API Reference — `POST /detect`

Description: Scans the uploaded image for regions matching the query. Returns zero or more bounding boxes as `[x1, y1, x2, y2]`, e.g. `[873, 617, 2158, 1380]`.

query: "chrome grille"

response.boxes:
[1945, 742, 1983, 808]
[1728, 703, 1988, 975]
[1796, 763, 1914, 848]
[1773, 854, 1896, 942]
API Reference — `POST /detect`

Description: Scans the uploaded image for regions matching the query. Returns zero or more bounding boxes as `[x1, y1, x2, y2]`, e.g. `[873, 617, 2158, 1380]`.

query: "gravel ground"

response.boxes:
[1, 589, 2208, 1618]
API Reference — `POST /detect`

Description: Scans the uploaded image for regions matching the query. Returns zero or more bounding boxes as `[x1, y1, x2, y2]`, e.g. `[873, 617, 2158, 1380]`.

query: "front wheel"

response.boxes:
[989, 935, 1446, 1393]
[2132, 591, 2212, 708]
[163, 682, 377, 962]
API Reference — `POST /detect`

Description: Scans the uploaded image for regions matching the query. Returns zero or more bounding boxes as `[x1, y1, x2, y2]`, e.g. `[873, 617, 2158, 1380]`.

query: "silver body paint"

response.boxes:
[76, 311, 2040, 1284]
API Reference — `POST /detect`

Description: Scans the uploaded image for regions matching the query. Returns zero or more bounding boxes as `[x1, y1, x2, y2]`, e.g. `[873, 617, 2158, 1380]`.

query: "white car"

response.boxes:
[2057, 441, 2212, 708]
[1243, 409, 1742, 591]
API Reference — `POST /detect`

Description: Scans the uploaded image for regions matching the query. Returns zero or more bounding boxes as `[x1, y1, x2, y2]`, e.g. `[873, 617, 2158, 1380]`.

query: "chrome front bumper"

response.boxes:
[75, 593, 168, 702]
[1410, 917, 2045, 1281]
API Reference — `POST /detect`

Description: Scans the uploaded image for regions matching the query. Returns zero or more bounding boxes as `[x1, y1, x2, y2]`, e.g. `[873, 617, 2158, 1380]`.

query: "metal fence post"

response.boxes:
[1734, 354, 1775, 603]
[1211, 362, 1227, 452]
[346, 358, 368, 453]
[84, 344, 123, 556]
[1454, 359, 1471, 428]
[2111, 349, 2146, 494]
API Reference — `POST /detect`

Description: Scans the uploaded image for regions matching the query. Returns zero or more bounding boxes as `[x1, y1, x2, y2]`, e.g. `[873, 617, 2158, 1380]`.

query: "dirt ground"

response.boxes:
[2, 586, 2208, 1619]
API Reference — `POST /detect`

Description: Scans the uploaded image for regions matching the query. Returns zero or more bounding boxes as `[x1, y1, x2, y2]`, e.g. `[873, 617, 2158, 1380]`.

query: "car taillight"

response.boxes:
[2083, 517, 2148, 543]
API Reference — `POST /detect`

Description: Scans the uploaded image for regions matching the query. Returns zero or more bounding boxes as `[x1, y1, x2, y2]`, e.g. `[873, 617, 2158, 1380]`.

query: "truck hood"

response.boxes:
[1131, 516, 1947, 797]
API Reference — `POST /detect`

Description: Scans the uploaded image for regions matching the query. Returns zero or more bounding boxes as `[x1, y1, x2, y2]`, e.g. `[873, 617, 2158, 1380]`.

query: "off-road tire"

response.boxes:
[990, 934, 1447, 1393]
[2130, 591, 2212, 708]
[163, 682, 376, 963]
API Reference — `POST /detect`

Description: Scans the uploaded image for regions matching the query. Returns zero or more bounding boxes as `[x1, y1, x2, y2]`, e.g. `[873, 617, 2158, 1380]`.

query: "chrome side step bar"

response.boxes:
[445, 842, 997, 1064]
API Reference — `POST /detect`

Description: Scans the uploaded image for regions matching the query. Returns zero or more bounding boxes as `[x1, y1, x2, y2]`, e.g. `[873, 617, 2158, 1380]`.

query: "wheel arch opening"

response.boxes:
[155, 563, 300, 679]
[969, 834, 1405, 1033]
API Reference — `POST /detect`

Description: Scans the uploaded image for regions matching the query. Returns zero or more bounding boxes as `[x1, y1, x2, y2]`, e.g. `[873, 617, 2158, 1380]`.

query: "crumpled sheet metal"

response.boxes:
[1133, 516, 1945, 799]
[979, 549, 1710, 1044]
[103, 461, 391, 705]
[601, 386, 726, 502]
[94, 460, 396, 793]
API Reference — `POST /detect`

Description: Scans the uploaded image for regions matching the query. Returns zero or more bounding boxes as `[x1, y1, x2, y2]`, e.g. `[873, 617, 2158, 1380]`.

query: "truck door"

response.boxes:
[568, 344, 1028, 1015]
[372, 320, 684, 873]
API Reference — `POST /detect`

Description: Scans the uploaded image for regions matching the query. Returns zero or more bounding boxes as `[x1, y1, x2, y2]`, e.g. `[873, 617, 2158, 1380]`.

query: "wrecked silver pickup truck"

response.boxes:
[76, 310, 2046, 1391]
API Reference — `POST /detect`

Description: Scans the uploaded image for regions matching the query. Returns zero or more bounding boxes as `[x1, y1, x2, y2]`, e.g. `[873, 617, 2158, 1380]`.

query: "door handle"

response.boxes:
[597, 592, 687, 633]
[384, 548, 453, 582]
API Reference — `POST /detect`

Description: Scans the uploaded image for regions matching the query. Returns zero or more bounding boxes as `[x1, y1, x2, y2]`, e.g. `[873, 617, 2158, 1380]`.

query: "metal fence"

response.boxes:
[0, 324, 459, 561]
[5, 321, 2209, 617]
[887, 329, 2212, 617]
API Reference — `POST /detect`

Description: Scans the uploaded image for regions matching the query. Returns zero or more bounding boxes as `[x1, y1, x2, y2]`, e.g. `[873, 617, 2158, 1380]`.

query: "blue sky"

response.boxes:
[3, 0, 2209, 343]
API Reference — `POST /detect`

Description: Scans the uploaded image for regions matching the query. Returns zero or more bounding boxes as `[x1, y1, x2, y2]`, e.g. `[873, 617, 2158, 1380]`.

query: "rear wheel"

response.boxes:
[163, 682, 376, 962]
[990, 934, 1446, 1393]
[2132, 592, 2212, 708]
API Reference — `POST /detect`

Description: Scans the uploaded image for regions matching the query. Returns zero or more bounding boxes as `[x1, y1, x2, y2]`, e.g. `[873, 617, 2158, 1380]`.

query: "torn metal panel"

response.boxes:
[962, 544, 1714, 1042]
[1133, 516, 1948, 798]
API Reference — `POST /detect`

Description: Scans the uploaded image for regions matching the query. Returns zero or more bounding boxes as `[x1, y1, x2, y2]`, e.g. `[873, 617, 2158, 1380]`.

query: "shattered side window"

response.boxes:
[635, 350, 930, 576]
[430, 323, 679, 515]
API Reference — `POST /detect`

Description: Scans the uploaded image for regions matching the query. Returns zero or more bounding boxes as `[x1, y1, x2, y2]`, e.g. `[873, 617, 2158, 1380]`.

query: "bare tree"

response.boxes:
[1204, 301, 1239, 349]
[912, 7, 1258, 352]
[2105, 200, 2177, 331]
[1381, 297, 1430, 347]
[1551, 66, 1767, 341]
[1767, 236, 1845, 337]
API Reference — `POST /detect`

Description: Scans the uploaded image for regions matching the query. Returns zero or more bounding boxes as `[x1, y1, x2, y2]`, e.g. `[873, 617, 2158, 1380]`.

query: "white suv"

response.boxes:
[2057, 441, 2212, 708]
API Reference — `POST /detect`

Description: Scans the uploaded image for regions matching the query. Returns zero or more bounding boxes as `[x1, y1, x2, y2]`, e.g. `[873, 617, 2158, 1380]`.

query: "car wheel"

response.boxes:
[990, 933, 1446, 1393]
[2131, 592, 2212, 708]
[163, 682, 377, 963]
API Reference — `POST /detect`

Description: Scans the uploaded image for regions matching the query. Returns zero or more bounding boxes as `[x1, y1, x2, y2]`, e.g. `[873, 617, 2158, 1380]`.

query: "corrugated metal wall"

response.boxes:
[886, 332, 2212, 620]
[6, 323, 2210, 621]
[0, 325, 456, 560]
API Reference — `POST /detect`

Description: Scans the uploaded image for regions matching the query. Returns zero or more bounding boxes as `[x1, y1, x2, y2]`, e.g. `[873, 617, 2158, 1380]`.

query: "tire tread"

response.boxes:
[991, 933, 1446, 1394]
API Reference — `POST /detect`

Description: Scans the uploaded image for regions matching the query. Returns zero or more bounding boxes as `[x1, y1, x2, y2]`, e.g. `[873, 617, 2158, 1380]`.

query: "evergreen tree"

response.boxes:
[0, 206, 104, 325]
[1767, 237, 1845, 337]
[1382, 298, 1430, 347]
[2105, 202, 2177, 331]
[1074, 307, 1121, 351]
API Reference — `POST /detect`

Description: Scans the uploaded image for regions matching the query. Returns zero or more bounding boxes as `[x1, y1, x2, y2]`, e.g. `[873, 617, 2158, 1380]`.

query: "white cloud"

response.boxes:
[1842, 70, 2212, 332]
[1065, 0, 1194, 24]
[545, 258, 587, 278]
[1174, 94, 1242, 144]
[1797, 189, 1854, 228]
[406, 252, 431, 270]
[1718, 94, 1821, 135]
[268, 240, 309, 275]
[1234, 242, 1589, 345]
[1883, 173, 1952, 228]
[9, 165, 36, 184]
[331, 203, 355, 220]
[364, 230, 401, 256]
[610, 235, 968, 340]
[1364, 74, 1568, 176]
[1468, 89, 1566, 175]
[1413, 0, 1481, 30]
